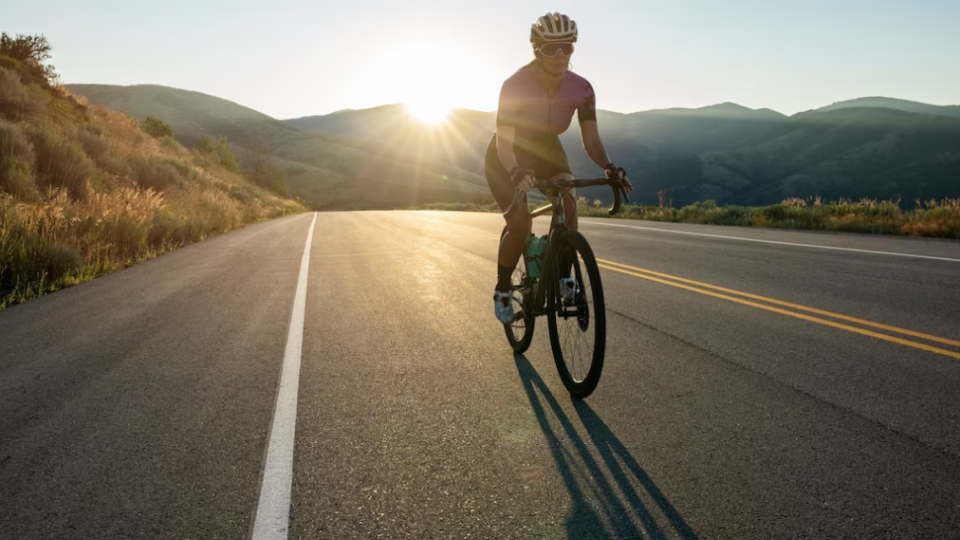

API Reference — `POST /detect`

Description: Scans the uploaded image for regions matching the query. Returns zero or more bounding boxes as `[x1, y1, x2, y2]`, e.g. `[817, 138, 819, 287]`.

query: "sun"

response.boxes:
[406, 101, 450, 125]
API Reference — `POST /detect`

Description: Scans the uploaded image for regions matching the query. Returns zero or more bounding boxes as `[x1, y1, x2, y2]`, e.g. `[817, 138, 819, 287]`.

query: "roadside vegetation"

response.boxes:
[0, 33, 304, 309]
[410, 192, 960, 240]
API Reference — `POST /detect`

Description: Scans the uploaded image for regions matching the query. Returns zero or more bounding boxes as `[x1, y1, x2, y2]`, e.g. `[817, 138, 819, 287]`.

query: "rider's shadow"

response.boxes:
[513, 353, 699, 540]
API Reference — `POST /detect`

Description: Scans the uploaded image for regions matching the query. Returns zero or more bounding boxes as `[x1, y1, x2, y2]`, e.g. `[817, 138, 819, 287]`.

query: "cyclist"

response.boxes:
[488, 12, 634, 324]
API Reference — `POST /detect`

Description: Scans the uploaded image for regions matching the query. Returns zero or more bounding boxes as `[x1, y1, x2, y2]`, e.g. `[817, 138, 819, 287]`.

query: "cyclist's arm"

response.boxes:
[577, 83, 613, 169]
[495, 79, 523, 173]
[495, 81, 535, 192]
[495, 126, 521, 172]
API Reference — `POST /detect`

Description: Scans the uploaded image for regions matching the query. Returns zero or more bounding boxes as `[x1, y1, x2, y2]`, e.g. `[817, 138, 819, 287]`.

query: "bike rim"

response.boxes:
[556, 245, 596, 383]
[508, 262, 530, 340]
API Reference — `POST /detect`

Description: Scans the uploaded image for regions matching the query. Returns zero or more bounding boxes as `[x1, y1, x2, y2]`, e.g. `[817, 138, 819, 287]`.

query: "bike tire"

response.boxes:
[546, 230, 606, 399]
[504, 254, 536, 353]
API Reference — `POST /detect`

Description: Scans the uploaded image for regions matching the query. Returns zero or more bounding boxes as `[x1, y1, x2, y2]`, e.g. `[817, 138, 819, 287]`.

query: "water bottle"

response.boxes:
[525, 234, 547, 279]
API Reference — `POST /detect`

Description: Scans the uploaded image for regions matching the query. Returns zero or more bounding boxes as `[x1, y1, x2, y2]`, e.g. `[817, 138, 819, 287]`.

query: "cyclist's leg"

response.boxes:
[485, 135, 532, 289]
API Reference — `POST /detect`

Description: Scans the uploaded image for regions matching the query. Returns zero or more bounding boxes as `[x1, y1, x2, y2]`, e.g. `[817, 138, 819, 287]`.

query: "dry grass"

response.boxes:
[0, 66, 304, 308]
[406, 192, 960, 241]
[575, 195, 960, 239]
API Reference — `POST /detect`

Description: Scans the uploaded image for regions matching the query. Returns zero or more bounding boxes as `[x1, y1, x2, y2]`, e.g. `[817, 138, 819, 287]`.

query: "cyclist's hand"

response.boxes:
[510, 167, 536, 194]
[604, 163, 634, 194]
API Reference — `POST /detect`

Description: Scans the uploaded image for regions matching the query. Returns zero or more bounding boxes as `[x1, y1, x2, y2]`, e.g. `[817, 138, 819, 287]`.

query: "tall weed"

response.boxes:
[0, 67, 305, 308]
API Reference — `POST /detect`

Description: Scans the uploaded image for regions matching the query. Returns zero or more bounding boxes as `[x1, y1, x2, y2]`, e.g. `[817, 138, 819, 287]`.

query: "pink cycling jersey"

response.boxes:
[496, 64, 597, 135]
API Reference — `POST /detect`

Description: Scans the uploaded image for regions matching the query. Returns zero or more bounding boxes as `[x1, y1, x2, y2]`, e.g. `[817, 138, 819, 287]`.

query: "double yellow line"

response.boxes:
[434, 218, 959, 360]
[595, 258, 960, 361]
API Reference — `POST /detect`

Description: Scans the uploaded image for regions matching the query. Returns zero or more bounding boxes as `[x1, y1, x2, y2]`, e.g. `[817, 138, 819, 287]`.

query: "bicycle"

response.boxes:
[501, 176, 629, 399]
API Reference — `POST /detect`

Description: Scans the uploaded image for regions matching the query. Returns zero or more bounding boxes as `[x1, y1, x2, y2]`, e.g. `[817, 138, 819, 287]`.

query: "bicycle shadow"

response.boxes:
[513, 352, 699, 540]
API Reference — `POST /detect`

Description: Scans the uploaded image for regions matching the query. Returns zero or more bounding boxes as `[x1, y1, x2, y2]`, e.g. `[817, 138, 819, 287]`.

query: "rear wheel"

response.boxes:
[503, 255, 536, 353]
[547, 230, 605, 399]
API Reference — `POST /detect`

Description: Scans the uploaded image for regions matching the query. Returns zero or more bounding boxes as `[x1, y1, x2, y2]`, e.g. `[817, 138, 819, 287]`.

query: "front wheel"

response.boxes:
[547, 230, 606, 399]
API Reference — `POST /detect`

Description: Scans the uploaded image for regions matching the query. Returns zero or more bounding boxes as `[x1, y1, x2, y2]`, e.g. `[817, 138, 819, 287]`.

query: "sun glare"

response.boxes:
[406, 101, 451, 125]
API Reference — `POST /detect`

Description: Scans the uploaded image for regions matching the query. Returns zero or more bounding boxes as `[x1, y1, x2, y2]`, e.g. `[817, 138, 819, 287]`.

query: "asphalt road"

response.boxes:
[2, 211, 960, 539]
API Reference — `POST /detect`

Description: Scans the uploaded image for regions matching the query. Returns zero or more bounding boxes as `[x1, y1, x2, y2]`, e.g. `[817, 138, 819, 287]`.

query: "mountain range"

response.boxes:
[67, 84, 960, 209]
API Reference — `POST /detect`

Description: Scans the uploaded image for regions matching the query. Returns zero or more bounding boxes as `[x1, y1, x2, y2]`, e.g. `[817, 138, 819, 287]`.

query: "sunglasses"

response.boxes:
[538, 42, 574, 57]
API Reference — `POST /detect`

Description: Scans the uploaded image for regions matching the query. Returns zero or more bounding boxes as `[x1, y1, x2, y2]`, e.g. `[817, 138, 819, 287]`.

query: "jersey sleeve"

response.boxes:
[496, 79, 522, 128]
[577, 82, 598, 123]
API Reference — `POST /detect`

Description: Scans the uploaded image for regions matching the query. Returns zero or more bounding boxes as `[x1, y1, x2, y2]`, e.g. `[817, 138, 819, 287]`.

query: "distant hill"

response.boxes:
[67, 84, 489, 209]
[285, 103, 791, 204]
[70, 84, 960, 208]
[818, 97, 960, 120]
[292, 100, 960, 207]
[694, 107, 960, 204]
[66, 84, 295, 147]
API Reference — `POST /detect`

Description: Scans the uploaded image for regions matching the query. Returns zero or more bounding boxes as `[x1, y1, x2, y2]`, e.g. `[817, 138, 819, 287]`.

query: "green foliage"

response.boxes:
[0, 33, 58, 87]
[195, 135, 214, 154]
[0, 67, 50, 121]
[130, 156, 185, 191]
[26, 122, 95, 200]
[0, 119, 38, 200]
[214, 137, 240, 173]
[196, 135, 241, 174]
[140, 115, 174, 139]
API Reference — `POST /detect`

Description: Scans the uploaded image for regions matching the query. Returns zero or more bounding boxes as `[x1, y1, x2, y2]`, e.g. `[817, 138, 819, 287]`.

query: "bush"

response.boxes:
[27, 123, 94, 200]
[76, 123, 110, 161]
[0, 119, 38, 200]
[0, 67, 49, 121]
[196, 135, 241, 174]
[140, 115, 174, 139]
[130, 156, 185, 191]
[0, 33, 58, 88]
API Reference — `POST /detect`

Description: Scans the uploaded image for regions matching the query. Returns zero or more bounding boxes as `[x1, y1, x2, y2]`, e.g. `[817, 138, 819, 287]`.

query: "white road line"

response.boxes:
[251, 212, 317, 540]
[581, 219, 960, 263]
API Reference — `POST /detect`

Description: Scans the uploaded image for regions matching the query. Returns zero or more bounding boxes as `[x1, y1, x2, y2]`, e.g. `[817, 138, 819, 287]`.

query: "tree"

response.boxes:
[140, 116, 174, 139]
[214, 136, 240, 174]
[195, 135, 214, 155]
[0, 33, 58, 87]
[194, 134, 239, 173]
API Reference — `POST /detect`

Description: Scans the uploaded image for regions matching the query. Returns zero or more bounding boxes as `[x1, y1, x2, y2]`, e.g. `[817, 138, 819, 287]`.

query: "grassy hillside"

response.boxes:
[0, 39, 304, 308]
[67, 85, 490, 210]
[64, 84, 285, 146]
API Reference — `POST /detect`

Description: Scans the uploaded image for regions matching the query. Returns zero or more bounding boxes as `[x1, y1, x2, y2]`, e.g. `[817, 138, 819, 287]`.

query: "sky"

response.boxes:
[5, 0, 959, 119]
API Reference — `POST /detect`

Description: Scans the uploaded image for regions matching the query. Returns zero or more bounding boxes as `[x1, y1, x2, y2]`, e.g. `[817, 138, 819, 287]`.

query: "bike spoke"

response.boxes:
[557, 250, 595, 383]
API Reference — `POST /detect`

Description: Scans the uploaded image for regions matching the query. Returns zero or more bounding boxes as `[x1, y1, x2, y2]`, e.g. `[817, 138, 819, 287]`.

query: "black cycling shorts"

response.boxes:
[484, 130, 572, 212]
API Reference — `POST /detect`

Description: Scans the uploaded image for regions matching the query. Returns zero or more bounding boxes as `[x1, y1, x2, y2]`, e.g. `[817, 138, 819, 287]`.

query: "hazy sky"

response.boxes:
[6, 0, 958, 119]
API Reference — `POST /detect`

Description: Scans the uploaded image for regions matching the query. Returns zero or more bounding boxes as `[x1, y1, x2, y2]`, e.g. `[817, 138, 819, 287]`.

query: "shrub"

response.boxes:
[0, 67, 49, 121]
[27, 123, 94, 200]
[0, 119, 38, 200]
[140, 115, 174, 139]
[130, 156, 185, 191]
[76, 123, 110, 161]
[196, 135, 241, 173]
[0, 33, 58, 87]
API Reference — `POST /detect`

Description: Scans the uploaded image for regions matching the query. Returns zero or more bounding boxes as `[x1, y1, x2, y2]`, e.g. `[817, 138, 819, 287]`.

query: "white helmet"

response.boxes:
[530, 12, 578, 45]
